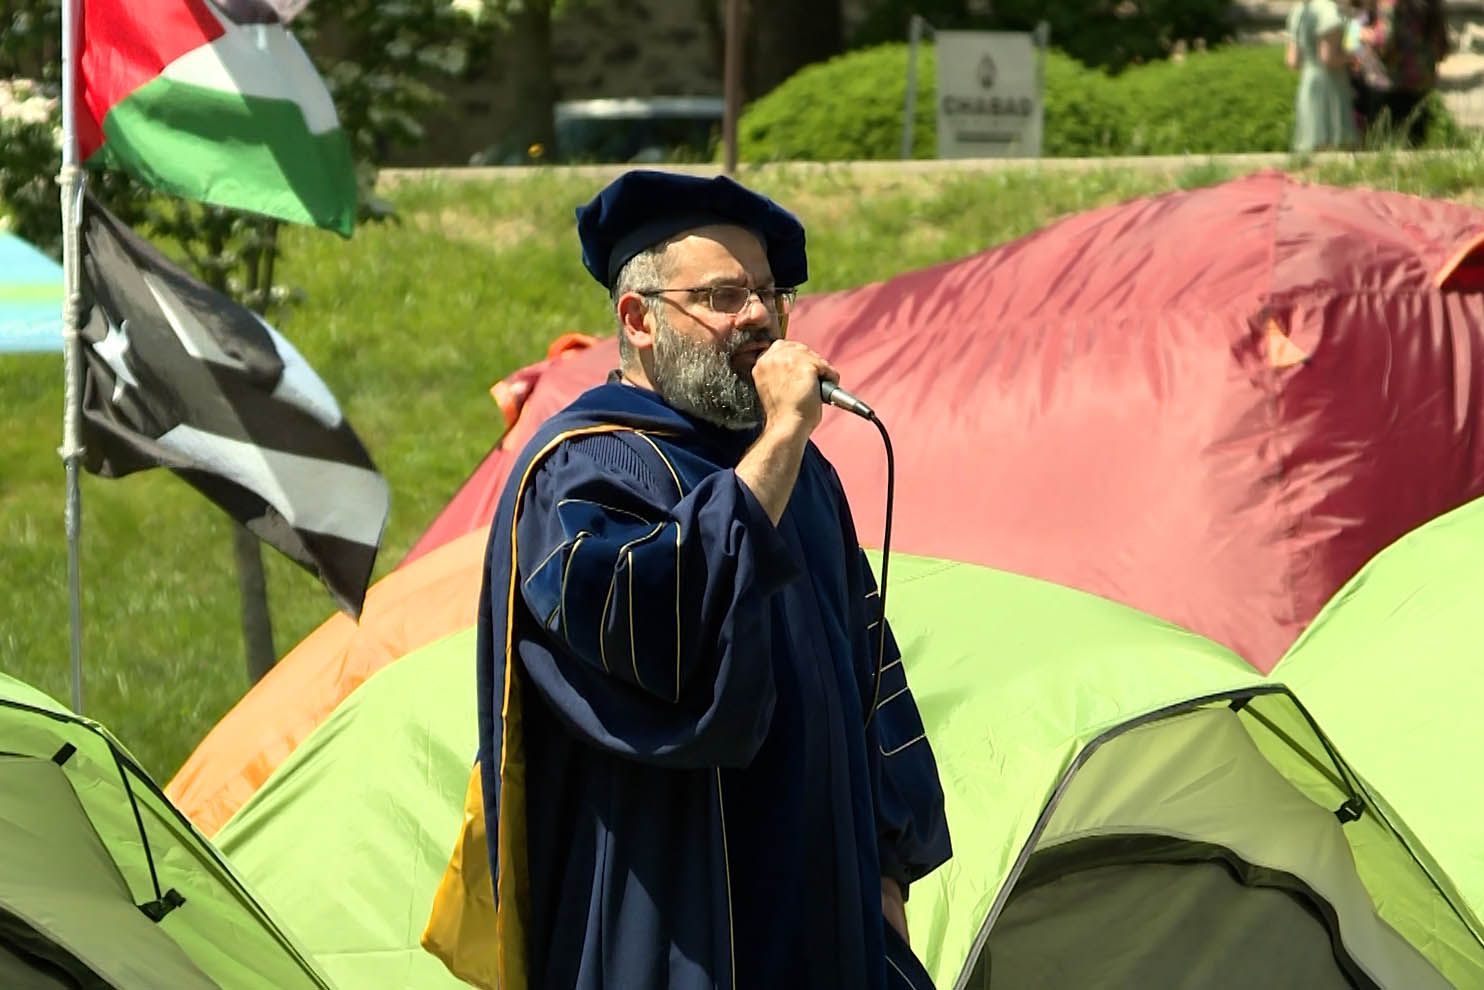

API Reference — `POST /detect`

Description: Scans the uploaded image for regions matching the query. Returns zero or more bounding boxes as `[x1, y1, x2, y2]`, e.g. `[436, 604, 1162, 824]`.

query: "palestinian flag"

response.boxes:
[79, 192, 388, 617]
[78, 0, 356, 236]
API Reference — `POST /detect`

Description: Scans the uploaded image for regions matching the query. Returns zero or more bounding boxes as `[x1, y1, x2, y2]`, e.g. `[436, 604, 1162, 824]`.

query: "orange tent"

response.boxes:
[166, 529, 486, 835]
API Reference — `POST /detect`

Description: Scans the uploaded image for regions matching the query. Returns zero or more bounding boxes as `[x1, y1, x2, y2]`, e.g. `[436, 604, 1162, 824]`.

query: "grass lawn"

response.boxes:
[2, 150, 1482, 781]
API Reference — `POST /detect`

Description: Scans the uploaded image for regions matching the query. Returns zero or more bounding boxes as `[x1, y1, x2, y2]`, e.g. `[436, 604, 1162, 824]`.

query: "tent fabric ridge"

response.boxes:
[1269, 285, 1455, 303]
[1263, 691, 1484, 944]
[951, 684, 1293, 990]
[1007, 832, 1380, 989]
[107, 735, 169, 909]
[1344, 765, 1484, 945]
[963, 283, 1448, 330]
[1253, 371, 1307, 635]
[1241, 694, 1354, 799]
[1258, 178, 1309, 634]
[1233, 690, 1484, 946]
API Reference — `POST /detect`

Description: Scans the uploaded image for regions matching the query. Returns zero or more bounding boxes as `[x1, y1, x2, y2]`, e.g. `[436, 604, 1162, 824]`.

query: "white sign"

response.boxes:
[935, 31, 1043, 159]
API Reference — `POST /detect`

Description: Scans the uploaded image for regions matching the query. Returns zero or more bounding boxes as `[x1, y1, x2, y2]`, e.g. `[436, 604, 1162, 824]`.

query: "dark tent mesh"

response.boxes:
[0, 938, 88, 990]
[967, 835, 1371, 989]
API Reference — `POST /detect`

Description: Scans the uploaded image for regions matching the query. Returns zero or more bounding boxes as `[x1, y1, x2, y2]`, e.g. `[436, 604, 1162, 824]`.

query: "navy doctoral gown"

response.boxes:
[476, 381, 951, 990]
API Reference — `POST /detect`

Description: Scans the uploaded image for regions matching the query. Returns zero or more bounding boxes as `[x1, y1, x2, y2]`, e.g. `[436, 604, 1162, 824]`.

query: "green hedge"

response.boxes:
[1041, 46, 1129, 156]
[1111, 44, 1293, 155]
[737, 41, 1462, 161]
[735, 44, 939, 163]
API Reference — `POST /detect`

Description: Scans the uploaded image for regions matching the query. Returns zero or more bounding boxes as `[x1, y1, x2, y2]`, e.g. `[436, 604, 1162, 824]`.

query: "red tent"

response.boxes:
[168, 172, 1484, 832]
[406, 171, 1484, 673]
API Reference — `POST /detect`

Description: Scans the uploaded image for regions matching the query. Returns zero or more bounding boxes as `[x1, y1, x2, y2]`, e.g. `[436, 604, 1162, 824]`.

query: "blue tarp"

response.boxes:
[0, 232, 63, 354]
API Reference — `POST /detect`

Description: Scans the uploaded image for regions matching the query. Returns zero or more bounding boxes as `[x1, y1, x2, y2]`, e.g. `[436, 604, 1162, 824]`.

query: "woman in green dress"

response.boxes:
[1286, 0, 1359, 151]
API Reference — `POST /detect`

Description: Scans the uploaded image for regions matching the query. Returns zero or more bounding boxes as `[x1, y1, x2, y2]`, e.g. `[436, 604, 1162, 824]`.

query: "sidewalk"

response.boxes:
[1440, 53, 1484, 129]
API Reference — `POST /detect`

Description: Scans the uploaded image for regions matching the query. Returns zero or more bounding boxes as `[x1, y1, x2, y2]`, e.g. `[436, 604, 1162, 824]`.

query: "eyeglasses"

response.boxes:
[640, 285, 798, 316]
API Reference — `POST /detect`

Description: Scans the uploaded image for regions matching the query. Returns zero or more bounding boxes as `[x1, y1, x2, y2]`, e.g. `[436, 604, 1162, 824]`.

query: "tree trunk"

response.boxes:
[506, 0, 558, 160]
[745, 0, 845, 101]
[205, 220, 278, 685]
[234, 524, 278, 684]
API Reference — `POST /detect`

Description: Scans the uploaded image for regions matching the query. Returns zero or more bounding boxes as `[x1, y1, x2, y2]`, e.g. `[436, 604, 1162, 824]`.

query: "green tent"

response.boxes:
[0, 674, 335, 989]
[216, 501, 1484, 988]
[1274, 495, 1484, 935]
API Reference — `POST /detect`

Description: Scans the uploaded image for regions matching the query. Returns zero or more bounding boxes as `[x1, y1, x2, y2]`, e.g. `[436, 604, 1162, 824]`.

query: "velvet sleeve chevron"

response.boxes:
[862, 549, 953, 895]
[512, 432, 802, 768]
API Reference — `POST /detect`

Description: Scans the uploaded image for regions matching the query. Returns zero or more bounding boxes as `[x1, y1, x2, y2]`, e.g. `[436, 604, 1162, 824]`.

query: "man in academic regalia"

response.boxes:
[468, 170, 951, 989]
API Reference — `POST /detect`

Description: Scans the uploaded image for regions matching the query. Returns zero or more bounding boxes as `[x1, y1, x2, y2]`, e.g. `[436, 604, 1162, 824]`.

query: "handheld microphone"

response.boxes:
[820, 379, 875, 420]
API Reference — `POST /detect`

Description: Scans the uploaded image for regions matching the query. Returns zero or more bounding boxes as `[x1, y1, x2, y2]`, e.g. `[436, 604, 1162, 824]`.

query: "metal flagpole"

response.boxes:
[58, 0, 88, 714]
[901, 15, 923, 160]
[722, 0, 743, 175]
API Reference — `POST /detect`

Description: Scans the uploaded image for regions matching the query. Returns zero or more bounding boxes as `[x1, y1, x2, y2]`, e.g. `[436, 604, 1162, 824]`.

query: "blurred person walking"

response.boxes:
[1345, 0, 1391, 137]
[1359, 0, 1451, 144]
[1287, 0, 1360, 151]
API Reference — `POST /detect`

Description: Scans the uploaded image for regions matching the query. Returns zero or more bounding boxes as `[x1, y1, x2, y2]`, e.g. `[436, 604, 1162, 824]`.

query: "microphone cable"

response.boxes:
[822, 381, 895, 729]
[863, 409, 894, 728]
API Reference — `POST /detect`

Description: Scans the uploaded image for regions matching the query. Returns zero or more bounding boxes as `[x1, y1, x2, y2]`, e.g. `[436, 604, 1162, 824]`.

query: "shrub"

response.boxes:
[0, 80, 59, 252]
[736, 43, 1123, 162]
[737, 40, 1467, 161]
[736, 44, 939, 162]
[1041, 47, 1129, 157]
[1111, 44, 1294, 155]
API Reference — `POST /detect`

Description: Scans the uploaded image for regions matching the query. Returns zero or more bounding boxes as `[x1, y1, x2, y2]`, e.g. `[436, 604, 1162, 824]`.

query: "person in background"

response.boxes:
[1361, 0, 1451, 145]
[1345, 0, 1392, 139]
[1287, 0, 1360, 151]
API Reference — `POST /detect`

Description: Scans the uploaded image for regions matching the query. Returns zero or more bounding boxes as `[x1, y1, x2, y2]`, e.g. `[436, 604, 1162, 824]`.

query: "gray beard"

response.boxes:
[650, 312, 770, 429]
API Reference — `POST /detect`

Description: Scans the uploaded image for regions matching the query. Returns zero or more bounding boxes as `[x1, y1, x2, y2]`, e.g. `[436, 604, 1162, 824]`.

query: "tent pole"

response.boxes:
[58, 0, 87, 715]
[901, 15, 922, 160]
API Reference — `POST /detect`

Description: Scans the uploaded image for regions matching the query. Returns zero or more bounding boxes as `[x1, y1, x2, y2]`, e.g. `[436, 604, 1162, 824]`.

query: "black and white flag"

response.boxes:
[79, 193, 388, 617]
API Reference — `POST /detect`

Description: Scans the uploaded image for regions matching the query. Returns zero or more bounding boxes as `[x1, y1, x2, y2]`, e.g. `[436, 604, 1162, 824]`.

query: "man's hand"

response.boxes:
[735, 340, 840, 525]
[749, 339, 838, 436]
[882, 877, 908, 945]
